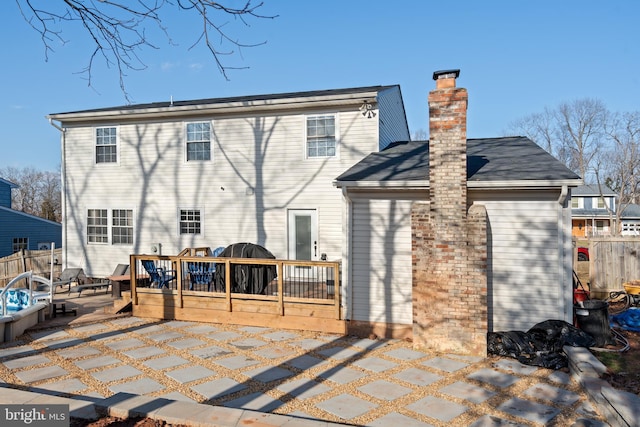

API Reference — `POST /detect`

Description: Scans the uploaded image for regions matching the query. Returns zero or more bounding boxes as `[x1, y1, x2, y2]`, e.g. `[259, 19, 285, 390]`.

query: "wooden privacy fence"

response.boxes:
[589, 237, 640, 297]
[128, 253, 345, 334]
[0, 248, 62, 287]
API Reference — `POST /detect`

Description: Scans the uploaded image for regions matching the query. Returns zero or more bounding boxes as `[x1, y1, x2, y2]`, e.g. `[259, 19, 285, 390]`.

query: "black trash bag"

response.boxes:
[487, 331, 536, 358]
[213, 243, 277, 295]
[487, 320, 596, 369]
[527, 320, 595, 351]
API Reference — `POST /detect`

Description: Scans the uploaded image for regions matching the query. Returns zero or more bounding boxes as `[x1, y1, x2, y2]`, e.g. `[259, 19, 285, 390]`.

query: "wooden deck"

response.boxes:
[127, 253, 345, 334]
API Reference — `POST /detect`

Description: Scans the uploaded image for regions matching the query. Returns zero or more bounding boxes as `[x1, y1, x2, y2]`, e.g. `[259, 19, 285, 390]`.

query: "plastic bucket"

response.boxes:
[574, 300, 613, 347]
[573, 288, 590, 304]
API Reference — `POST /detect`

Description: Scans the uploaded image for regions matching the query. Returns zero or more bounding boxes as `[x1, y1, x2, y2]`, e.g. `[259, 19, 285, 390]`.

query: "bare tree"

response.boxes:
[0, 166, 62, 222]
[506, 98, 608, 182]
[596, 111, 640, 234]
[16, 0, 276, 101]
[412, 128, 428, 141]
[557, 99, 607, 181]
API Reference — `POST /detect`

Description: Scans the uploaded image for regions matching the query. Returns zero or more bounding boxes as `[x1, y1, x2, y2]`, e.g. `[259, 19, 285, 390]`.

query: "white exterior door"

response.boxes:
[288, 209, 318, 261]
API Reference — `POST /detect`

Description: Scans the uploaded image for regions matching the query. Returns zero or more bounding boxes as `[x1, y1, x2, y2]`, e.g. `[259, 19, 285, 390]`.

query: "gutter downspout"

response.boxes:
[48, 119, 67, 269]
[557, 185, 571, 322]
[341, 186, 353, 322]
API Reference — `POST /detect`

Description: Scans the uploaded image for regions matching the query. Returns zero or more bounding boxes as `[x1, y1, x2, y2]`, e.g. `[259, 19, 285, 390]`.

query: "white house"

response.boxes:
[47, 86, 409, 277]
[49, 73, 582, 347]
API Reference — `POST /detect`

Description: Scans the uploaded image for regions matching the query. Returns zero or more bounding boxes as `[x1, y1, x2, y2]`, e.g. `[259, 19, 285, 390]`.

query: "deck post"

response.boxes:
[225, 261, 232, 311]
[130, 254, 138, 305]
[277, 262, 284, 315]
[175, 257, 183, 308]
[333, 262, 340, 319]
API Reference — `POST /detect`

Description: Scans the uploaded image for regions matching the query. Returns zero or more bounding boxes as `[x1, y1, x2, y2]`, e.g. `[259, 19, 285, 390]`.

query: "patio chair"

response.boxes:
[187, 247, 225, 291]
[187, 262, 215, 291]
[71, 264, 129, 297]
[44, 268, 86, 293]
[141, 260, 176, 289]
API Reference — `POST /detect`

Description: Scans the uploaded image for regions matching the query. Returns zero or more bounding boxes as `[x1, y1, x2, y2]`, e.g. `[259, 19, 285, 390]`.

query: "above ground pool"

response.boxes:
[0, 288, 49, 313]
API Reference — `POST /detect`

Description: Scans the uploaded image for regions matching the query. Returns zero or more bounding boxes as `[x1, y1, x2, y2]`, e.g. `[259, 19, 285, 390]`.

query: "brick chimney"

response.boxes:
[429, 69, 468, 244]
[411, 70, 488, 355]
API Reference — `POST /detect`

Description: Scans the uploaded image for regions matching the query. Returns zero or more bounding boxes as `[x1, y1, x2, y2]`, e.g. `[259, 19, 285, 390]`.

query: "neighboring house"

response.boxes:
[335, 71, 582, 340]
[0, 178, 62, 258]
[47, 86, 410, 277]
[571, 184, 616, 237]
[620, 203, 640, 236]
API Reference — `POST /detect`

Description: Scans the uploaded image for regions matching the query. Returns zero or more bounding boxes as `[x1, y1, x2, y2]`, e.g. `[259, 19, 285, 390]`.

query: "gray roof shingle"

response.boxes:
[335, 136, 581, 184]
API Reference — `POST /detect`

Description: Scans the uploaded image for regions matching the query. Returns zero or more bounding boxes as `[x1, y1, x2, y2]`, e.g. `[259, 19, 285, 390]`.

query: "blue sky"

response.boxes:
[2, 1, 639, 171]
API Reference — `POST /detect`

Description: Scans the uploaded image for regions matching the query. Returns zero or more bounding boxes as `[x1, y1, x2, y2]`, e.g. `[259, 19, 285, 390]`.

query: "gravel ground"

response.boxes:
[0, 314, 606, 427]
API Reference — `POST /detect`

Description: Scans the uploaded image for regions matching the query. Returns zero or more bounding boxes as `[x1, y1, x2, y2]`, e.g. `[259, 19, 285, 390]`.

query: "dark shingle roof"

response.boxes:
[621, 203, 640, 219]
[335, 136, 581, 184]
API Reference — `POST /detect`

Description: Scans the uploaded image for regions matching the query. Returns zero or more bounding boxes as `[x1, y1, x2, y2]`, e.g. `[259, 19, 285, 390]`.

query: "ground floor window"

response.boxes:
[112, 209, 134, 244]
[622, 222, 640, 235]
[180, 209, 201, 234]
[88, 208, 134, 244]
[12, 237, 28, 253]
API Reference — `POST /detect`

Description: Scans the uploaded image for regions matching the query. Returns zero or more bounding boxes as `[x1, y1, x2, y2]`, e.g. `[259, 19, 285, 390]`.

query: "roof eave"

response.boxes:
[47, 91, 384, 123]
[335, 179, 582, 190]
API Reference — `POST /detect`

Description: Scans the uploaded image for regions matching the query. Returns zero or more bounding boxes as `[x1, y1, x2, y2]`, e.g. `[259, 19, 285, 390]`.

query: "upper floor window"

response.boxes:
[112, 209, 134, 245]
[96, 127, 117, 163]
[180, 209, 201, 234]
[597, 197, 606, 209]
[12, 237, 27, 253]
[87, 209, 108, 243]
[306, 115, 336, 158]
[186, 122, 211, 161]
[571, 198, 579, 208]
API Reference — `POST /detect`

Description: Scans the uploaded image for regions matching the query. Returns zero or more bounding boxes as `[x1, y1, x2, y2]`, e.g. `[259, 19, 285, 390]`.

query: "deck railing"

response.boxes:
[128, 253, 342, 325]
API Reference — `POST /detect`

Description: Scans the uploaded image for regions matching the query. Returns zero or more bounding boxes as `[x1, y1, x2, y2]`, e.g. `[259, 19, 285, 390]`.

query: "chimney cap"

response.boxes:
[432, 69, 460, 80]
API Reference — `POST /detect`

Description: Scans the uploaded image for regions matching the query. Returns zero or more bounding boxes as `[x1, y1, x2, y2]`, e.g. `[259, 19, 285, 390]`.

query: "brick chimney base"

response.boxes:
[411, 202, 488, 356]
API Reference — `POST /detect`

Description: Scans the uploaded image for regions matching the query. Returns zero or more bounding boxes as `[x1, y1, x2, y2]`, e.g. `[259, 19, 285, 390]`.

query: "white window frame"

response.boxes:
[179, 208, 202, 235]
[185, 121, 212, 162]
[112, 209, 134, 245]
[596, 197, 606, 209]
[87, 208, 135, 245]
[571, 197, 582, 209]
[87, 209, 109, 244]
[95, 126, 119, 164]
[305, 114, 339, 159]
[12, 237, 28, 253]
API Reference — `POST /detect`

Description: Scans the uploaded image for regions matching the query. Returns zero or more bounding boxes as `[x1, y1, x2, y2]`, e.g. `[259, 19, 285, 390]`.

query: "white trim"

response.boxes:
[177, 207, 204, 237]
[184, 120, 213, 163]
[94, 125, 120, 165]
[47, 92, 382, 122]
[304, 113, 339, 160]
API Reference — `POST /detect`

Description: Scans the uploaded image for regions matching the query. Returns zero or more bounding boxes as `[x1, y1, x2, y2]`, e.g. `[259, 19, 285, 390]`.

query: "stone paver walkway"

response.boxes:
[0, 315, 611, 426]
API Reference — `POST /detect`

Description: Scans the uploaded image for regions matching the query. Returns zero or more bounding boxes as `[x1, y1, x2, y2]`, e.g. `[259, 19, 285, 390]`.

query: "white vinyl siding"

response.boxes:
[60, 106, 380, 276]
[350, 195, 414, 324]
[468, 191, 569, 332]
[347, 189, 571, 333]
